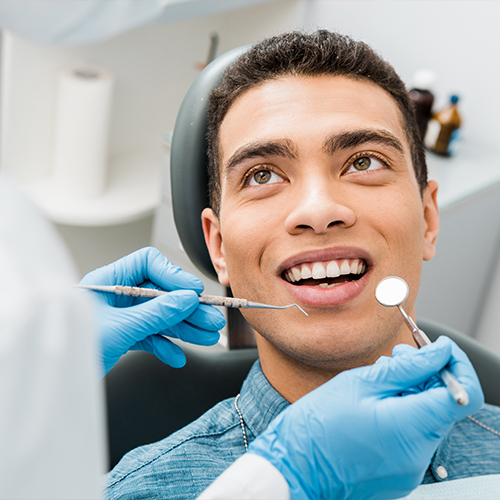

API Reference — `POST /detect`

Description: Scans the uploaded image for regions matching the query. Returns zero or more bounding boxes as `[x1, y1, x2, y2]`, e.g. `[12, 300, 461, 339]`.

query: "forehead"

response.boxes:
[218, 75, 410, 163]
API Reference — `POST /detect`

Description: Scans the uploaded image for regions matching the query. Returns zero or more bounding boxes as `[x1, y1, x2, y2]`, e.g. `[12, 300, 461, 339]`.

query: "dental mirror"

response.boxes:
[375, 276, 409, 307]
[375, 276, 469, 406]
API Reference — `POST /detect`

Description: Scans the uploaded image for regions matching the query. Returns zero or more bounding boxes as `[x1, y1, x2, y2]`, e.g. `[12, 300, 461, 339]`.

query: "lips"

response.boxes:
[277, 249, 372, 307]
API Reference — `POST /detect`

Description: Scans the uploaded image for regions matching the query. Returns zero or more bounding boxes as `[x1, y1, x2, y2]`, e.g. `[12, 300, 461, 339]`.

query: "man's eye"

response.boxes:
[346, 156, 386, 174]
[248, 169, 283, 186]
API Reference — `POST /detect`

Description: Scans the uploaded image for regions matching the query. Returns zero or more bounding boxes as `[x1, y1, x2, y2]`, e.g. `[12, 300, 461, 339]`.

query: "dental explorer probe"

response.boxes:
[76, 284, 308, 316]
[375, 276, 469, 406]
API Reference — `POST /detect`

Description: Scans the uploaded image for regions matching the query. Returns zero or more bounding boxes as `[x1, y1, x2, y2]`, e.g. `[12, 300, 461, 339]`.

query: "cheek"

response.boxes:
[369, 192, 426, 273]
[220, 204, 280, 291]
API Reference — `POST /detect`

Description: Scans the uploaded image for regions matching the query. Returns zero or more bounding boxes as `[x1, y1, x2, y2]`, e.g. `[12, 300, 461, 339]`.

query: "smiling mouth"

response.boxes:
[282, 258, 368, 288]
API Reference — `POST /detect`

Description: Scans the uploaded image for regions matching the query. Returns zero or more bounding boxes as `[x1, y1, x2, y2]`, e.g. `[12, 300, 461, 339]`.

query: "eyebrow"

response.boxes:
[224, 139, 298, 177]
[323, 129, 405, 157]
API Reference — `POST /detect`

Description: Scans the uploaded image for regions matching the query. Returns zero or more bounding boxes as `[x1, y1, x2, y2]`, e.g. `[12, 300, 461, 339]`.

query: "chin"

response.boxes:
[255, 323, 389, 371]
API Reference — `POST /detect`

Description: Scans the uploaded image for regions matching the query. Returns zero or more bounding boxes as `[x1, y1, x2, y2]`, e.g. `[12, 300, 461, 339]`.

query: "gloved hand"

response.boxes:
[79, 247, 226, 376]
[248, 337, 484, 500]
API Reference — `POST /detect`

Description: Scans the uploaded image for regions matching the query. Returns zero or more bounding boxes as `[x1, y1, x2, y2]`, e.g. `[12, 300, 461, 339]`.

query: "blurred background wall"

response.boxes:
[2, 0, 499, 354]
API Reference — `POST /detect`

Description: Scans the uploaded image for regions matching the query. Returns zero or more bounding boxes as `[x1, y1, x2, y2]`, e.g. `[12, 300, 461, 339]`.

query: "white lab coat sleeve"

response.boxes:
[198, 453, 291, 500]
[0, 176, 106, 499]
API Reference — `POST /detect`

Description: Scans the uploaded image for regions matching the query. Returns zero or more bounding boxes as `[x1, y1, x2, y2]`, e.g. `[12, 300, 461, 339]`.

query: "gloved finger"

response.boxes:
[115, 290, 200, 343]
[400, 337, 483, 410]
[391, 339, 480, 397]
[391, 343, 444, 394]
[391, 343, 440, 394]
[79, 261, 141, 308]
[392, 343, 418, 357]
[398, 373, 443, 397]
[401, 374, 482, 436]
[80, 247, 204, 294]
[391, 342, 483, 429]
[185, 303, 226, 331]
[131, 335, 186, 368]
[161, 321, 220, 346]
[79, 264, 111, 286]
[445, 340, 480, 384]
[122, 247, 204, 293]
[439, 340, 484, 411]
[361, 336, 454, 395]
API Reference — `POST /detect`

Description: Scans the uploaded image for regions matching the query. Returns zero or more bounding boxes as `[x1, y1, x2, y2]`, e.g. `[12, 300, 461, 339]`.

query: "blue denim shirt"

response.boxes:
[105, 361, 500, 500]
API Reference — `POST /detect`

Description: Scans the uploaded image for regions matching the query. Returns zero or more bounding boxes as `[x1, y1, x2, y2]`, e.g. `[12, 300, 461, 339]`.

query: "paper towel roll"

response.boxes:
[51, 64, 114, 199]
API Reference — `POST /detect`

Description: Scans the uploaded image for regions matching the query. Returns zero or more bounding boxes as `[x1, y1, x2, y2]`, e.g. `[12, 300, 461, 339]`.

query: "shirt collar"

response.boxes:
[238, 360, 290, 440]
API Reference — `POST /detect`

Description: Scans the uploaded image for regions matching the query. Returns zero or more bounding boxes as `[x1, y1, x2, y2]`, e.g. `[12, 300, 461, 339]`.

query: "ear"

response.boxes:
[422, 180, 439, 261]
[201, 208, 230, 286]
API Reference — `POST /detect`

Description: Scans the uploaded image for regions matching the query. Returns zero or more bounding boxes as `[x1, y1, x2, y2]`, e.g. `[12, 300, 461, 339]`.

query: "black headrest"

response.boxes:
[170, 45, 250, 281]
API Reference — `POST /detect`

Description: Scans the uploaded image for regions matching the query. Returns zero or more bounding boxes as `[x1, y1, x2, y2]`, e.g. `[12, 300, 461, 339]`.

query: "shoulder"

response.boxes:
[444, 403, 500, 453]
[105, 397, 246, 500]
[423, 404, 500, 484]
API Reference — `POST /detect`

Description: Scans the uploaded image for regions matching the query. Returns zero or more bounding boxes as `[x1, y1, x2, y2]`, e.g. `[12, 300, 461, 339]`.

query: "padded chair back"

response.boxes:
[418, 317, 500, 407]
[105, 347, 258, 470]
[169, 44, 260, 348]
[170, 45, 249, 281]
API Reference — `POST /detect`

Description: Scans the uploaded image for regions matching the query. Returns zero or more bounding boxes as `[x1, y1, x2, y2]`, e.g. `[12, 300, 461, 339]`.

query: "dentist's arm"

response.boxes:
[79, 247, 225, 376]
[200, 337, 484, 500]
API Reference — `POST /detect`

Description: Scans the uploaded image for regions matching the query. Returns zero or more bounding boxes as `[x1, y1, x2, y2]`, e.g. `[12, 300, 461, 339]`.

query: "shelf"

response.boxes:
[21, 152, 161, 227]
[426, 139, 500, 211]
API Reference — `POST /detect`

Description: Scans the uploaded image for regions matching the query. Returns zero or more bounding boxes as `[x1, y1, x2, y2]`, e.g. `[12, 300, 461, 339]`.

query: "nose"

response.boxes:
[284, 179, 356, 235]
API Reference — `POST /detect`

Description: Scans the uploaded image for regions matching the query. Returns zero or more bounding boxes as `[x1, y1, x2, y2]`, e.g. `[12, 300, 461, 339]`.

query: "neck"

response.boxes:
[257, 340, 337, 402]
[255, 315, 416, 403]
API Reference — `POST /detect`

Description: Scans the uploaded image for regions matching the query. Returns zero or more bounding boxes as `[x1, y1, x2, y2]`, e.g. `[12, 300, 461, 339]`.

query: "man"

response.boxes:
[105, 31, 500, 499]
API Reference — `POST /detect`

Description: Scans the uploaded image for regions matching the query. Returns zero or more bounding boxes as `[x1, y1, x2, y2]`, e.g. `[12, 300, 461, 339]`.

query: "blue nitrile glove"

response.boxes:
[79, 247, 226, 376]
[248, 337, 484, 500]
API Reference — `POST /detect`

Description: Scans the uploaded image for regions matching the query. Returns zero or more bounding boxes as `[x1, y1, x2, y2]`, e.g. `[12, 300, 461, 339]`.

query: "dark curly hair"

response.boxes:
[207, 30, 427, 214]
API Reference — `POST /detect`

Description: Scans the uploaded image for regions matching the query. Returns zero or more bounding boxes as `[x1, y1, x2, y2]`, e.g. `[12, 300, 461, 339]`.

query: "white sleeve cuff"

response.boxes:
[198, 453, 291, 500]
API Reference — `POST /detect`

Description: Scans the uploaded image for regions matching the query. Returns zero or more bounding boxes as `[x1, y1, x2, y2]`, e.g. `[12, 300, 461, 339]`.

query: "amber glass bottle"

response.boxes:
[425, 95, 461, 156]
[409, 70, 435, 140]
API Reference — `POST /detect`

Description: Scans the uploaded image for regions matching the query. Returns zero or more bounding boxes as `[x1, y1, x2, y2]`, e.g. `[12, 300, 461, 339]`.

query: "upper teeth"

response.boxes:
[285, 259, 366, 283]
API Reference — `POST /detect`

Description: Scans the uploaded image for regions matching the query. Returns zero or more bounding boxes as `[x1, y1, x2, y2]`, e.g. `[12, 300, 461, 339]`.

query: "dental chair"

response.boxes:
[105, 46, 500, 470]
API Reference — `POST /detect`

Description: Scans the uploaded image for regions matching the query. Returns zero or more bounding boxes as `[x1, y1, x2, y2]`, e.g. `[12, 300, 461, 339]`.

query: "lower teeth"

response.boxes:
[318, 283, 341, 289]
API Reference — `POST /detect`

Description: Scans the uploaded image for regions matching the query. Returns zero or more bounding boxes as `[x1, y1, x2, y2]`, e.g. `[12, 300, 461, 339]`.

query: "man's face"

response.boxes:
[202, 75, 439, 373]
